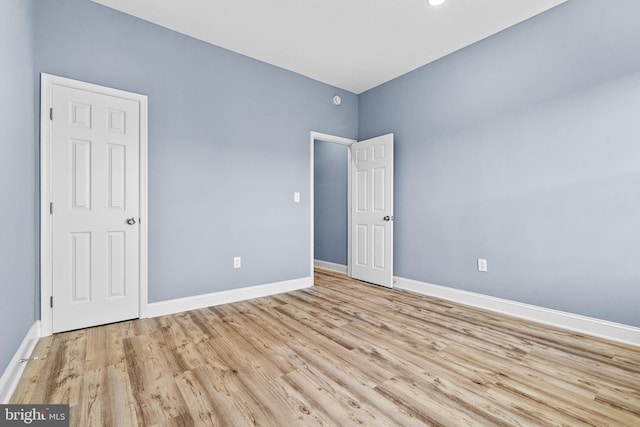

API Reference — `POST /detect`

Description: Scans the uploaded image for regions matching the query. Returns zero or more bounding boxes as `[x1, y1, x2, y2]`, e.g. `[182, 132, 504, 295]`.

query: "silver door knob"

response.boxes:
[383, 216, 394, 221]
[126, 217, 137, 225]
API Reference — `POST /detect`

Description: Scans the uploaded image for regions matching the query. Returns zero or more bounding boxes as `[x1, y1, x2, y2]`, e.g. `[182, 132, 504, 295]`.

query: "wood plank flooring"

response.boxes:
[11, 269, 640, 426]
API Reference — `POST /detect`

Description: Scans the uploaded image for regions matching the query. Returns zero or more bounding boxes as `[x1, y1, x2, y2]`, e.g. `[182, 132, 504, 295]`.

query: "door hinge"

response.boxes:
[50, 108, 53, 121]
[50, 202, 53, 214]
[50, 296, 53, 308]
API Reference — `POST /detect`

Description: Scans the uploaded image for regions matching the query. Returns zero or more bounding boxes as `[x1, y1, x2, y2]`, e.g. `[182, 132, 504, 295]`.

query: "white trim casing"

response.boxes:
[147, 277, 312, 318]
[40, 73, 149, 336]
[395, 276, 640, 347]
[138, 88, 149, 319]
[309, 131, 356, 280]
[0, 322, 41, 404]
[314, 260, 348, 274]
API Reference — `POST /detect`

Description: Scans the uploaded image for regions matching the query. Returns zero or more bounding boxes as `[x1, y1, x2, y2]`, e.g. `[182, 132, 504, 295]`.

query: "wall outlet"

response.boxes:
[233, 256, 241, 269]
[477, 258, 487, 272]
[294, 192, 300, 203]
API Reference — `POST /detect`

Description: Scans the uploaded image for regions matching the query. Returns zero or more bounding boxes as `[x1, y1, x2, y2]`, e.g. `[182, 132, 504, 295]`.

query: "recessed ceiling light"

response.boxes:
[428, 0, 447, 5]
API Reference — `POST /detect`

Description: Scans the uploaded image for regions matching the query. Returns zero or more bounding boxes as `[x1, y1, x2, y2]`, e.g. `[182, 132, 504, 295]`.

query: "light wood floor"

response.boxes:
[12, 269, 640, 426]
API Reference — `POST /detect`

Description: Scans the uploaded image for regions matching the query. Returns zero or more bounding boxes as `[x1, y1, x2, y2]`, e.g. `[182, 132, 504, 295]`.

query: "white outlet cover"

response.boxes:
[294, 192, 300, 203]
[234, 256, 241, 268]
[477, 258, 487, 272]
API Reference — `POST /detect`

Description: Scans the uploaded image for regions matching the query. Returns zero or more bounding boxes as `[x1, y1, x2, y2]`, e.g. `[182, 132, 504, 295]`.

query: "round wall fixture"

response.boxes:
[333, 95, 342, 106]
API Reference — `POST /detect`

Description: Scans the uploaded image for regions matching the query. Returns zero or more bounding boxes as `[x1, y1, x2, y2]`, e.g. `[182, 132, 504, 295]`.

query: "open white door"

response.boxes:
[42, 74, 147, 334]
[350, 134, 394, 288]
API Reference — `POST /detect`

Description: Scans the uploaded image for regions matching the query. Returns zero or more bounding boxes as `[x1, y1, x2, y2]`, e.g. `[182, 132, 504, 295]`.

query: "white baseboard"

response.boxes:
[0, 321, 41, 404]
[314, 260, 348, 274]
[394, 276, 640, 347]
[147, 277, 313, 318]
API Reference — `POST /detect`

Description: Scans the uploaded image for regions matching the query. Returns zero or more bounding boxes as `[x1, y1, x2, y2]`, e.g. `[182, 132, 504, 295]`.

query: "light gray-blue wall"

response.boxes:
[359, 0, 640, 327]
[34, 0, 358, 303]
[0, 0, 37, 376]
[314, 141, 348, 265]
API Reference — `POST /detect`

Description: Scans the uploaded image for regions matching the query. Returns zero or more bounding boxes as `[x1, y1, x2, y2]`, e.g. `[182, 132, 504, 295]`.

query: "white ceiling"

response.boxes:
[92, 0, 567, 94]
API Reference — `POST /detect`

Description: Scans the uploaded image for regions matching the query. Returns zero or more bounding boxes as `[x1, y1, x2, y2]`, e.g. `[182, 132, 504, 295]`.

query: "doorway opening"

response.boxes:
[309, 132, 355, 279]
[310, 131, 395, 288]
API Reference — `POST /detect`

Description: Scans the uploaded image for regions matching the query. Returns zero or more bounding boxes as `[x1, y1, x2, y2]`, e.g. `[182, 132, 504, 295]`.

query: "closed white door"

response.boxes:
[50, 83, 141, 333]
[351, 134, 394, 288]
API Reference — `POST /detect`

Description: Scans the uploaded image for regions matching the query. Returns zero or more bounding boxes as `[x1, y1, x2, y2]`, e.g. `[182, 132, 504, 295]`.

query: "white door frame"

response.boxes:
[309, 131, 356, 278]
[40, 73, 148, 337]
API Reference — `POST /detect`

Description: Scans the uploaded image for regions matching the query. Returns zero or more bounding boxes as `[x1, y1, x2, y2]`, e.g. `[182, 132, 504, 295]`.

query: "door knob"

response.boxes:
[126, 217, 137, 225]
[383, 216, 394, 222]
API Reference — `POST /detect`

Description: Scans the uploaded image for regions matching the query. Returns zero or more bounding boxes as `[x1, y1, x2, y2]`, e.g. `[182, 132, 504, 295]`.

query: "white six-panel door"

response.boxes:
[47, 78, 143, 333]
[351, 134, 394, 288]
